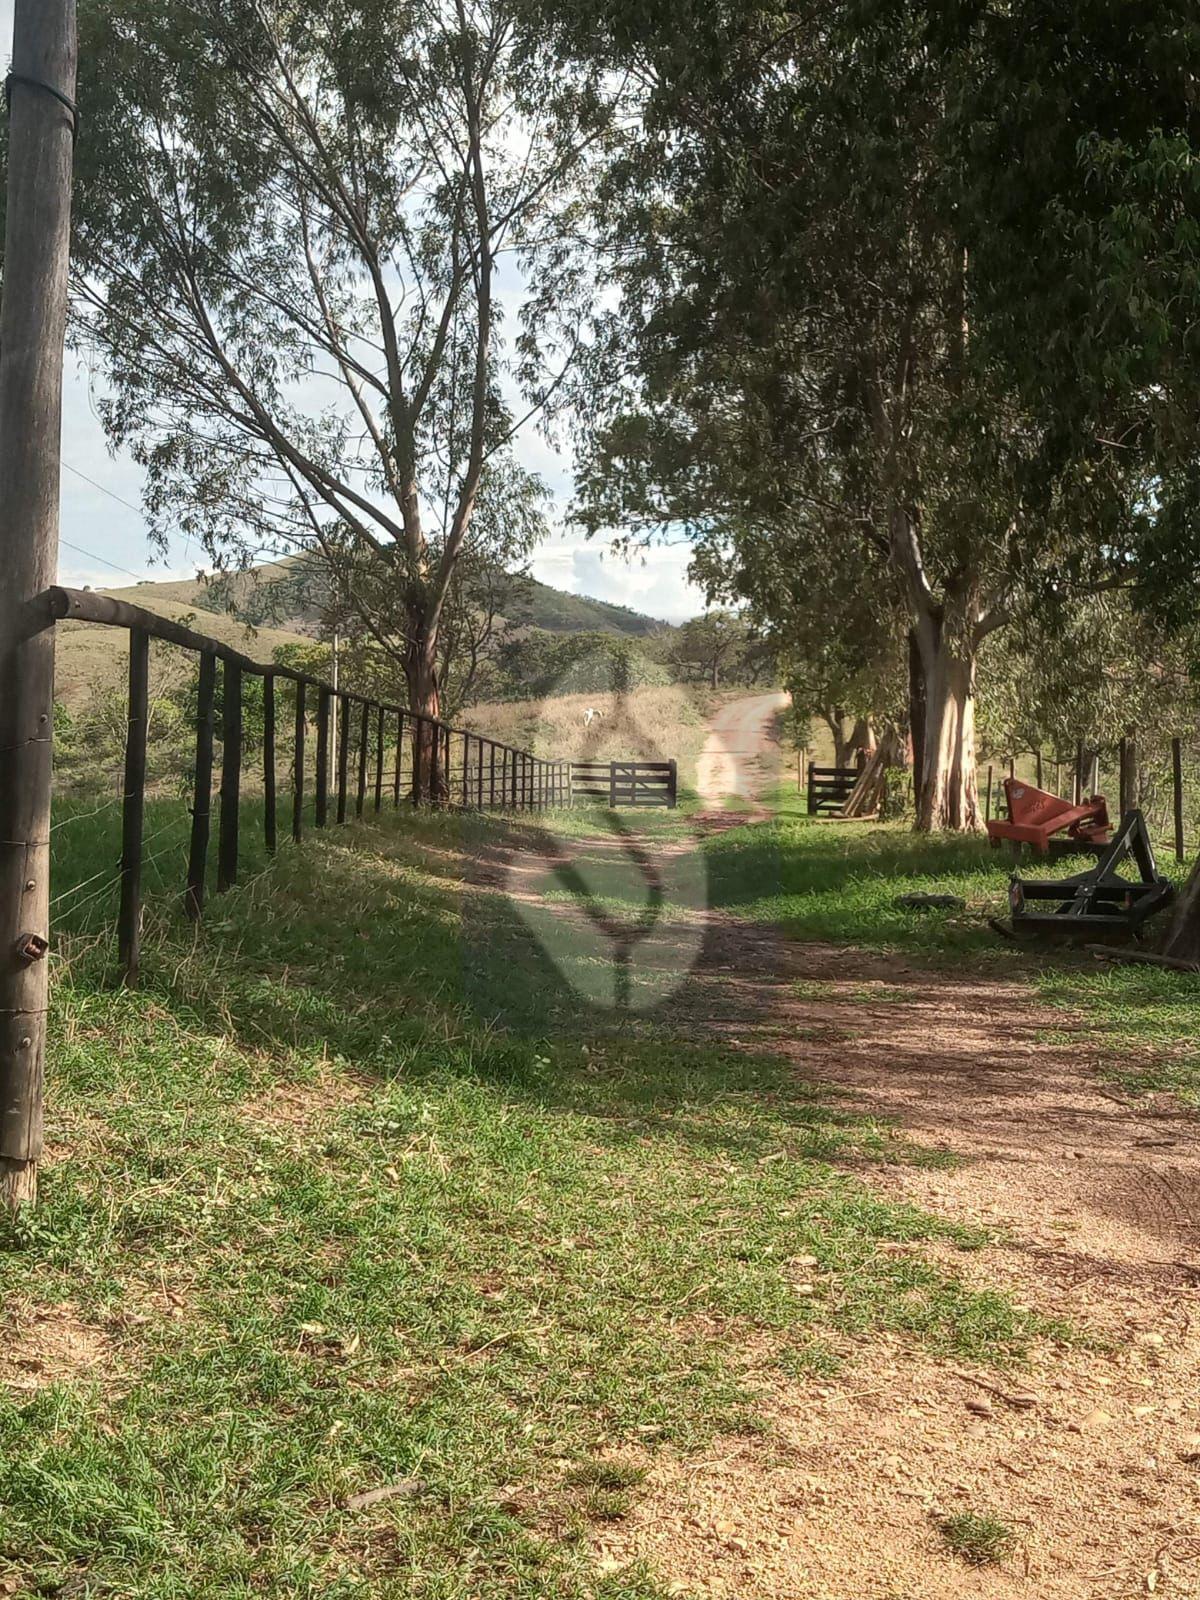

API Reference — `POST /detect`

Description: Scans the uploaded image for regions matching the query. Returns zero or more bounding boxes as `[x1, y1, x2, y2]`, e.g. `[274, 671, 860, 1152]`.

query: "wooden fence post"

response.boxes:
[668, 759, 678, 809]
[985, 765, 993, 824]
[118, 629, 149, 984]
[374, 705, 384, 813]
[489, 741, 496, 808]
[0, 0, 79, 1211]
[1035, 749, 1043, 789]
[185, 652, 217, 920]
[315, 687, 330, 827]
[218, 660, 242, 892]
[394, 711, 404, 807]
[410, 715, 424, 805]
[263, 673, 277, 855]
[337, 694, 351, 823]
[292, 681, 305, 844]
[428, 719, 441, 805]
[609, 762, 617, 809]
[355, 699, 369, 818]
[1173, 738, 1185, 864]
[463, 732, 471, 807]
[1074, 740, 1084, 805]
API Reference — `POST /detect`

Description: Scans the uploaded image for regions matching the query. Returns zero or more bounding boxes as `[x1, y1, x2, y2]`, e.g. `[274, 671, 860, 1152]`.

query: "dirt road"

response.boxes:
[565, 694, 1200, 1599]
[695, 690, 790, 806]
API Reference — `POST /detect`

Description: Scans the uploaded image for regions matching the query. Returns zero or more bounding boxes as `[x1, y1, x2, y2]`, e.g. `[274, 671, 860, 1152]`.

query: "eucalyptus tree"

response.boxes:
[936, 0, 1200, 945]
[560, 0, 1159, 830]
[71, 0, 613, 722]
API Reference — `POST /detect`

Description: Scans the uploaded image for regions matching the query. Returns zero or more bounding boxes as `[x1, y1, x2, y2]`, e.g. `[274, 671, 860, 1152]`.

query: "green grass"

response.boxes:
[1033, 962, 1200, 1104]
[938, 1510, 1015, 1566]
[702, 794, 1200, 1103]
[5, 802, 1066, 1598]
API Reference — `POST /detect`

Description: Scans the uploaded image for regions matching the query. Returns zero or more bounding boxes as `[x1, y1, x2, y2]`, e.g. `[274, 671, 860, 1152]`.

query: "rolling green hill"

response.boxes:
[103, 560, 671, 639]
[53, 561, 673, 712]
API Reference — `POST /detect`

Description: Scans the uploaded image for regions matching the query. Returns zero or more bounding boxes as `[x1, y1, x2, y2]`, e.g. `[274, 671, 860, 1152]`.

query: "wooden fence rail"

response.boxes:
[41, 586, 571, 981]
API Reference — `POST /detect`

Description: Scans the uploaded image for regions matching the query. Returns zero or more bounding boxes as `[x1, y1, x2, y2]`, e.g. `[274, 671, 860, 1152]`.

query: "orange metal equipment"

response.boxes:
[986, 778, 1111, 856]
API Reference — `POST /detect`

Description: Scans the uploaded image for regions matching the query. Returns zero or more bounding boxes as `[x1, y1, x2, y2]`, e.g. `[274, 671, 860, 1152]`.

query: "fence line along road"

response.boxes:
[43, 586, 569, 982]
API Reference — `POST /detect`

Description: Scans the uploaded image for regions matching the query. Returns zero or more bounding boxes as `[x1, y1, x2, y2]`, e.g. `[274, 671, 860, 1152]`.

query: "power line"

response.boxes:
[61, 458, 145, 516]
[56, 540, 148, 585]
[60, 457, 199, 577]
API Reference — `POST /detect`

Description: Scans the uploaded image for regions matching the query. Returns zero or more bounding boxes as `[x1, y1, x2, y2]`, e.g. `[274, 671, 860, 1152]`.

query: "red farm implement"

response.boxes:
[986, 778, 1111, 857]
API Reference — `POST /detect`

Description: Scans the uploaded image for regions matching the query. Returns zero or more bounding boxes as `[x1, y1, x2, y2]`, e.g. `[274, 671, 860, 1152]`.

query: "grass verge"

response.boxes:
[5, 804, 1061, 1598]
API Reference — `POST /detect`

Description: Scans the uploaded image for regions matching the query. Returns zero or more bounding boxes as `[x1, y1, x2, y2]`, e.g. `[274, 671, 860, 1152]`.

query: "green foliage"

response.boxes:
[491, 629, 669, 700]
[665, 610, 768, 689]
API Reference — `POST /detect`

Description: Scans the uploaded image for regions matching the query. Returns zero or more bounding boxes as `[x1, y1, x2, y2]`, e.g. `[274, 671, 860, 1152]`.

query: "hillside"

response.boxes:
[98, 560, 672, 639]
[54, 594, 314, 711]
[52, 561, 673, 713]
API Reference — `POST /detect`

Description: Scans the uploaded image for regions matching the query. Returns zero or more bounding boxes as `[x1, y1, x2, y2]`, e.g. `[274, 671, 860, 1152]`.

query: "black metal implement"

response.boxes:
[1008, 810, 1175, 936]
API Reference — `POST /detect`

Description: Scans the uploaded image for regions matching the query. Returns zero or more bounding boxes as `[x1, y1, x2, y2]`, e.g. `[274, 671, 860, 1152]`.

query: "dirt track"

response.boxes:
[517, 694, 1200, 1599]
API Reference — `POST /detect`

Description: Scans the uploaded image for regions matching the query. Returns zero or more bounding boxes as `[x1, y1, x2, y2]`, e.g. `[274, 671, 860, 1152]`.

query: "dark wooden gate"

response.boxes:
[807, 765, 858, 815]
[570, 760, 678, 809]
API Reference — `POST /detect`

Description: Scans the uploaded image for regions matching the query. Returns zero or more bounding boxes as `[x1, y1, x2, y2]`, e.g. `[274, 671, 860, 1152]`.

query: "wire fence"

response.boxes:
[46, 587, 570, 978]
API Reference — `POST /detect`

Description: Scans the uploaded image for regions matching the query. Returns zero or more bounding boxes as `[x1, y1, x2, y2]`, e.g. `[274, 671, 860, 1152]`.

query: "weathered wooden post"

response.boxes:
[374, 705, 384, 813]
[668, 759, 678, 809]
[185, 653, 217, 919]
[355, 699, 369, 818]
[263, 673, 277, 854]
[292, 680, 306, 844]
[1173, 738, 1185, 865]
[0, 0, 78, 1209]
[428, 719, 441, 804]
[315, 687, 331, 827]
[1074, 740, 1084, 805]
[1035, 749, 1043, 789]
[410, 715, 424, 805]
[336, 695, 351, 823]
[985, 765, 993, 824]
[217, 661, 242, 892]
[118, 630, 149, 983]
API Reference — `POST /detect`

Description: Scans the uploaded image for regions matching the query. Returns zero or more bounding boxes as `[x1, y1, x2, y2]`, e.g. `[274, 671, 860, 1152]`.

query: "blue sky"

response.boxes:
[4, 3, 706, 623]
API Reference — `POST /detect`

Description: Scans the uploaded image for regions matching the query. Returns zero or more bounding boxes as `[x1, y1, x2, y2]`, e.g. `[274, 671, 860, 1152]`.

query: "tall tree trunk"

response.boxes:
[406, 615, 443, 803]
[908, 629, 927, 819]
[917, 634, 981, 832]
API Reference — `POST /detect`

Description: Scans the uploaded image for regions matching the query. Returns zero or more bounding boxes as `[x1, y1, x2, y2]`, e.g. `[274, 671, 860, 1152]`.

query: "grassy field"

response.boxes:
[3, 794, 1071, 1599]
[54, 605, 314, 713]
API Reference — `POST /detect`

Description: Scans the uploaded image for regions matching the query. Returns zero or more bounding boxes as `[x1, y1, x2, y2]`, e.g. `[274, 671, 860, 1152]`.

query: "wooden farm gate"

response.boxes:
[570, 760, 678, 809]
[807, 764, 859, 815]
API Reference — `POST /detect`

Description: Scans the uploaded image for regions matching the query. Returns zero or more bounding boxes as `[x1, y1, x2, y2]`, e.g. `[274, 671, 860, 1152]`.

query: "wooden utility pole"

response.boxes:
[0, 0, 78, 1212]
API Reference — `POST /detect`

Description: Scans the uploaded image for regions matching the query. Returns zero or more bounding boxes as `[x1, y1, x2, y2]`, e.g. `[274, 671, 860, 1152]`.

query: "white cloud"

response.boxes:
[531, 536, 704, 623]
